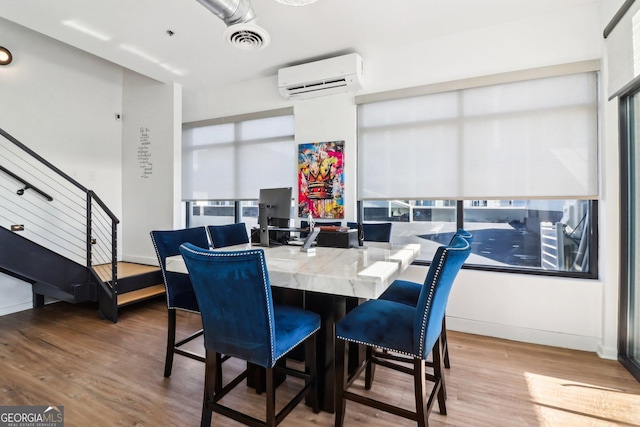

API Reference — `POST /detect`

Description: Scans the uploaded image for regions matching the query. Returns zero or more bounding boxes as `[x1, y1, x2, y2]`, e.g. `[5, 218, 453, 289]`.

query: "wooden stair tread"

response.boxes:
[117, 284, 165, 307]
[94, 262, 161, 282]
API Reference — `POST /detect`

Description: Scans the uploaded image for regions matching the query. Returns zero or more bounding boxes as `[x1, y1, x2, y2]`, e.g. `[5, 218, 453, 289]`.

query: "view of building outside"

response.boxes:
[187, 199, 591, 274]
[361, 199, 590, 272]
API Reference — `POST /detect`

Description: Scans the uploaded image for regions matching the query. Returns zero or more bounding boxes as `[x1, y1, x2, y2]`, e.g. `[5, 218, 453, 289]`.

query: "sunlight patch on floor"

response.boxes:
[524, 371, 640, 426]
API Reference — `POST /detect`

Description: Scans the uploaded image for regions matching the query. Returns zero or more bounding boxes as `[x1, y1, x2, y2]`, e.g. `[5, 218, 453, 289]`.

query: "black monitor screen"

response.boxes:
[259, 187, 292, 220]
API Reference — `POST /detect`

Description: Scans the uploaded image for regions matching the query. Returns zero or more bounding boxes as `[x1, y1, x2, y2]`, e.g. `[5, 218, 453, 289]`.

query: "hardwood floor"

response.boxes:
[1, 298, 639, 427]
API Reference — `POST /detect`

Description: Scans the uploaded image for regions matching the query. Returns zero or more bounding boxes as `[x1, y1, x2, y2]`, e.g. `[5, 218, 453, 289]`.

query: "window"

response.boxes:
[183, 109, 295, 233]
[619, 82, 640, 381]
[182, 109, 295, 201]
[462, 199, 594, 272]
[361, 200, 456, 261]
[357, 68, 598, 276]
[361, 199, 595, 274]
[186, 200, 262, 238]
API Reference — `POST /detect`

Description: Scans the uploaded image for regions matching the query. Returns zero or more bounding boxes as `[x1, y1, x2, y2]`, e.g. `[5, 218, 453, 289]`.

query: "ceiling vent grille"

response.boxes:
[196, 0, 270, 50]
[224, 23, 270, 50]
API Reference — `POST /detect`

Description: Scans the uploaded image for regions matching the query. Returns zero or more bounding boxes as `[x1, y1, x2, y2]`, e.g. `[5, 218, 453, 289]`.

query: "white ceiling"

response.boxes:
[0, 0, 601, 99]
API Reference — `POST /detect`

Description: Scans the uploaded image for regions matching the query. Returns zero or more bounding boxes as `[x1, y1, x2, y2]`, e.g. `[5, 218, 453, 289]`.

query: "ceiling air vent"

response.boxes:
[224, 23, 270, 51]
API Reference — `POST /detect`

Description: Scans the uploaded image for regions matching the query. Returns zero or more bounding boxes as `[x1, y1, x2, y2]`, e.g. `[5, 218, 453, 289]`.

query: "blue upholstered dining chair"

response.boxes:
[378, 229, 472, 369]
[347, 221, 393, 243]
[178, 243, 321, 427]
[207, 222, 249, 248]
[150, 227, 211, 378]
[334, 235, 471, 427]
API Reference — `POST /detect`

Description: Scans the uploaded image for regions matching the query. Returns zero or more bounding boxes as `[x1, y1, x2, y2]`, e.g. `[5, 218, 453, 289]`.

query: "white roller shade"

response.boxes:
[182, 113, 295, 200]
[606, 1, 640, 98]
[358, 72, 598, 200]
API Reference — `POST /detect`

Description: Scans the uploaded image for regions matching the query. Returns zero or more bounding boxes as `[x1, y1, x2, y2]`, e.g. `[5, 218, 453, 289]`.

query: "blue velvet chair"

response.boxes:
[347, 221, 393, 243]
[178, 243, 321, 427]
[207, 222, 249, 248]
[150, 227, 211, 377]
[378, 229, 472, 369]
[334, 235, 471, 427]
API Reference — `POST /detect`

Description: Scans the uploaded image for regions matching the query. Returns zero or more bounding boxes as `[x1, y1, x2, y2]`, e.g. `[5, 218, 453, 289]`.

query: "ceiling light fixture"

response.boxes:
[275, 0, 318, 5]
[0, 47, 12, 65]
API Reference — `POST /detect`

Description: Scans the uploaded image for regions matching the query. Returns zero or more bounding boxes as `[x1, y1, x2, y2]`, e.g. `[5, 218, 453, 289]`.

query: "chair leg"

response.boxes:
[414, 357, 429, 427]
[164, 309, 177, 377]
[442, 317, 450, 369]
[432, 337, 447, 415]
[364, 345, 375, 390]
[266, 367, 276, 427]
[335, 338, 347, 427]
[201, 350, 218, 427]
[305, 333, 320, 413]
[214, 352, 223, 393]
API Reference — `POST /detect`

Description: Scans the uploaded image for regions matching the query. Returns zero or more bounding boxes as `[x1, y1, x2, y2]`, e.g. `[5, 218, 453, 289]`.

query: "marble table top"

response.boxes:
[165, 242, 420, 300]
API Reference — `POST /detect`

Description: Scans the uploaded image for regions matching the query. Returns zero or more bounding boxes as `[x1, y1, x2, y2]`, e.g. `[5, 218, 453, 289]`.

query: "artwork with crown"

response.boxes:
[298, 140, 344, 219]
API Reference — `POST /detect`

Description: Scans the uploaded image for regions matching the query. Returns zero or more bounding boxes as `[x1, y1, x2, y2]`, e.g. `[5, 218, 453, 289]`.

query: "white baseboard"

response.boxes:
[597, 343, 618, 360]
[447, 316, 612, 359]
[0, 301, 33, 317]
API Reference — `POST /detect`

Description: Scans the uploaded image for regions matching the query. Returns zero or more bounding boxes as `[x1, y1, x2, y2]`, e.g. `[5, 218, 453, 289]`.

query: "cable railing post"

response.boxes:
[86, 193, 92, 268]
[111, 214, 118, 292]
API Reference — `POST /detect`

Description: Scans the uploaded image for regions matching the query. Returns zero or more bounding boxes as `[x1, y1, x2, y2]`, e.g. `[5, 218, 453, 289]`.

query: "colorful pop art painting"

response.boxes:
[298, 141, 345, 219]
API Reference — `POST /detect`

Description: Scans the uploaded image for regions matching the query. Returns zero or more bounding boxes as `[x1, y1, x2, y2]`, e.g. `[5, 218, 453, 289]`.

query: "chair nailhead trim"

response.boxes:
[335, 336, 419, 359]
[418, 248, 446, 356]
[275, 326, 321, 363]
[180, 246, 280, 366]
[417, 240, 470, 356]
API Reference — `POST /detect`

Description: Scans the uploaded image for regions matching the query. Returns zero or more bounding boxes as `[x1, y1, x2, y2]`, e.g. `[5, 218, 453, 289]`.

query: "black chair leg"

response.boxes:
[414, 357, 428, 427]
[201, 350, 218, 427]
[266, 367, 276, 427]
[335, 338, 347, 427]
[442, 317, 450, 369]
[305, 334, 320, 413]
[164, 309, 176, 377]
[433, 338, 447, 415]
[364, 346, 375, 390]
[214, 353, 223, 393]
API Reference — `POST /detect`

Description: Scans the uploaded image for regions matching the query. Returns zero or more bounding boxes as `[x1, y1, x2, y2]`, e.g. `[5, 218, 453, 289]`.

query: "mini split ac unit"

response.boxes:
[278, 53, 364, 100]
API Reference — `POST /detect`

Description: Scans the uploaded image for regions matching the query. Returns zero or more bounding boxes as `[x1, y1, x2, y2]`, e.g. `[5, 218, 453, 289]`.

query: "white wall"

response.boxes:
[0, 3, 624, 358]
[293, 94, 358, 222]
[183, 3, 618, 357]
[121, 70, 182, 265]
[0, 17, 124, 315]
[0, 18, 123, 210]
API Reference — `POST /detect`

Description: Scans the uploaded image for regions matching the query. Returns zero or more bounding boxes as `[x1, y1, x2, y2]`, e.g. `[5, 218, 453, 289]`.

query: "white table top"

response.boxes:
[165, 243, 420, 300]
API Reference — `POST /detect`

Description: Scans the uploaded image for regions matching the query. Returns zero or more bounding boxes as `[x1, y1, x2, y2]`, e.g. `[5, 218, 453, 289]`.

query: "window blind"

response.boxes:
[182, 112, 295, 201]
[357, 72, 598, 200]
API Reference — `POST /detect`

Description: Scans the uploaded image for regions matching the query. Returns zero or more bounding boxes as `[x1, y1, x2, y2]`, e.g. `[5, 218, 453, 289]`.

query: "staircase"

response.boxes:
[0, 128, 163, 322]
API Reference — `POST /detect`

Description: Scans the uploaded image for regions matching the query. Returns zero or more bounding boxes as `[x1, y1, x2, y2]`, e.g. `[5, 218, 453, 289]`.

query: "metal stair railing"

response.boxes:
[0, 128, 120, 319]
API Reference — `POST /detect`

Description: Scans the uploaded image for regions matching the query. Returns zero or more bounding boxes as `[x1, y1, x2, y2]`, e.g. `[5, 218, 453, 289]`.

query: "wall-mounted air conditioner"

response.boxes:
[278, 53, 364, 100]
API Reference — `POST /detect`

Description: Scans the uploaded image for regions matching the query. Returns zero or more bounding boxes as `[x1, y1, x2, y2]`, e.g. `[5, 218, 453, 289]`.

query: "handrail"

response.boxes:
[0, 164, 53, 201]
[0, 127, 121, 320]
[0, 128, 119, 227]
[88, 190, 120, 225]
[0, 128, 88, 193]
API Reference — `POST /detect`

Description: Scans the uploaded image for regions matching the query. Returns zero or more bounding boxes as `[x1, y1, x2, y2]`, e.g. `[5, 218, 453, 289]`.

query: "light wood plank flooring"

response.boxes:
[1, 298, 639, 427]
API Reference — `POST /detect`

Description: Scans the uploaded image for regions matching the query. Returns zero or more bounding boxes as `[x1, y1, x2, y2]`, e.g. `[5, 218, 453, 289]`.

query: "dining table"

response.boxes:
[165, 241, 420, 413]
